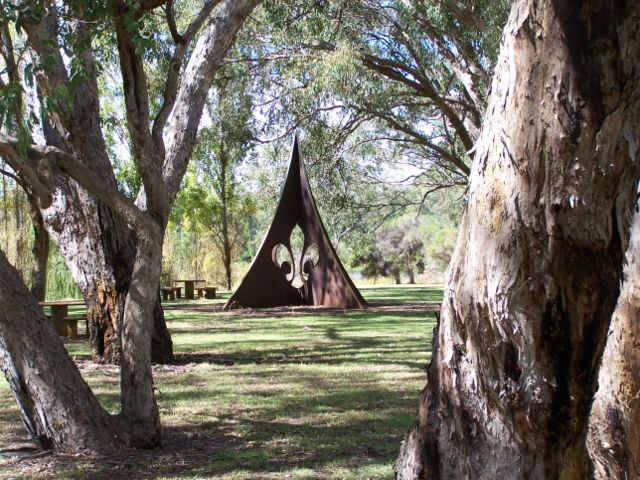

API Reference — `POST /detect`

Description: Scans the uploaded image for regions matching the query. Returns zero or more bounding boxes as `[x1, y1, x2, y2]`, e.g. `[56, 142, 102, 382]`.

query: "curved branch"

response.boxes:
[152, 0, 222, 151]
[0, 167, 26, 190]
[165, 0, 182, 43]
[163, 0, 262, 202]
[0, 133, 156, 236]
[0, 138, 52, 207]
[350, 103, 471, 176]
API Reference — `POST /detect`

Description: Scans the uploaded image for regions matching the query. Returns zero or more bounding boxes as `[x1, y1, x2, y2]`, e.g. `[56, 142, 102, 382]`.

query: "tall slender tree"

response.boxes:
[191, 81, 254, 290]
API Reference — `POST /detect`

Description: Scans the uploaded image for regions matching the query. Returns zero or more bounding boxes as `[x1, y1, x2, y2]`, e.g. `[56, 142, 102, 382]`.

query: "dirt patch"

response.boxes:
[0, 424, 242, 479]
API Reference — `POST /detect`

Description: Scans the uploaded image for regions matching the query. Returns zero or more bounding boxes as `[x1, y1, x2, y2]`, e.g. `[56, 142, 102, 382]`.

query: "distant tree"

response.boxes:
[193, 82, 255, 290]
[377, 218, 424, 284]
[352, 217, 425, 284]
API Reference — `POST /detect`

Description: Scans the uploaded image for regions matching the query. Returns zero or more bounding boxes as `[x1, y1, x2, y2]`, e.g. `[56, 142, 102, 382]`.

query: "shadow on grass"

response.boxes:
[0, 285, 440, 480]
[128, 384, 423, 479]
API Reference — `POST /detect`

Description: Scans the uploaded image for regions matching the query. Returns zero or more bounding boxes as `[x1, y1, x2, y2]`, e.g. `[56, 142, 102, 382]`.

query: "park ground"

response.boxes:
[0, 285, 441, 479]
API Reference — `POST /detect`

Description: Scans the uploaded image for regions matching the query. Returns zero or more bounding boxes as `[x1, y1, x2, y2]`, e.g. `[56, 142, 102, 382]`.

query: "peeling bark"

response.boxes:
[587, 205, 640, 479]
[395, 0, 640, 478]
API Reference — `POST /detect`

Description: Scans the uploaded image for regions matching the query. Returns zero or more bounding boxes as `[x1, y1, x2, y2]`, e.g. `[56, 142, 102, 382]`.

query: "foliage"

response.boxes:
[0, 169, 30, 281]
[0, 0, 496, 294]
[240, 0, 511, 201]
[46, 243, 81, 300]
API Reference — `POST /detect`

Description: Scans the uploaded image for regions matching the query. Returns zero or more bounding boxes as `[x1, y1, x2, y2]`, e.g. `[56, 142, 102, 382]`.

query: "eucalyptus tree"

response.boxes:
[0, 0, 262, 449]
[240, 0, 509, 204]
[190, 77, 255, 290]
[394, 0, 640, 477]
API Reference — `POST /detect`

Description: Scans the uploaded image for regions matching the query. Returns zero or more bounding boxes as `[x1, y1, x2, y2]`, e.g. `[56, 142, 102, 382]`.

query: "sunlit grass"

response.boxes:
[0, 286, 441, 479]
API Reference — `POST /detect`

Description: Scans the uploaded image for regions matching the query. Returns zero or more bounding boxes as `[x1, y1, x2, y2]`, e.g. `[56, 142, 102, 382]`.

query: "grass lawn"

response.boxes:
[0, 285, 441, 479]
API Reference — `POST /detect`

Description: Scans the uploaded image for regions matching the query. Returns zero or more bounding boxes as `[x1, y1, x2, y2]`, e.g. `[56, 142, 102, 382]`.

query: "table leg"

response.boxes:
[67, 318, 78, 338]
[185, 281, 195, 300]
[50, 306, 69, 337]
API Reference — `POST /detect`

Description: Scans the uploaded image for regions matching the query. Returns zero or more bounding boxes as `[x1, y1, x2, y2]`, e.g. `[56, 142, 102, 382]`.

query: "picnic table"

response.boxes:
[172, 279, 205, 300]
[39, 299, 86, 338]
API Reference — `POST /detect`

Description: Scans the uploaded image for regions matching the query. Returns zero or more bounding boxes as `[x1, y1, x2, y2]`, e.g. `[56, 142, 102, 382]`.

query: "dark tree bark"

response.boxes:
[395, 0, 640, 478]
[0, 249, 128, 453]
[41, 169, 173, 364]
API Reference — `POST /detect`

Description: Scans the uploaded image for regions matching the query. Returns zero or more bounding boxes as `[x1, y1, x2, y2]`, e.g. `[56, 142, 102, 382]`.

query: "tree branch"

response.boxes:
[165, 0, 182, 43]
[360, 50, 475, 152]
[163, 0, 262, 202]
[112, 0, 167, 214]
[152, 0, 222, 152]
[0, 167, 27, 190]
[350, 103, 471, 176]
[438, 0, 485, 31]
[0, 136, 51, 208]
[0, 133, 156, 236]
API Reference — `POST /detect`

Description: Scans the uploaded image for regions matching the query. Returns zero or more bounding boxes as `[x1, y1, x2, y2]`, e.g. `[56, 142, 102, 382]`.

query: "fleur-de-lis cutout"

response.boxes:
[272, 225, 320, 288]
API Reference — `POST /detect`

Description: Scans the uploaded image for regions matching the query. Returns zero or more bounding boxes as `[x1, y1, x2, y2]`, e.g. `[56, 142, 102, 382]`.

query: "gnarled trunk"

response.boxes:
[587, 205, 640, 479]
[29, 9, 173, 366]
[0, 249, 128, 453]
[43, 176, 173, 364]
[395, 0, 640, 478]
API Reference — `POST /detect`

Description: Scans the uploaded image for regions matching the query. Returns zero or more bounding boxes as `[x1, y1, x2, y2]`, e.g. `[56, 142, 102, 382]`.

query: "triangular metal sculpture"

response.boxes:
[225, 135, 366, 309]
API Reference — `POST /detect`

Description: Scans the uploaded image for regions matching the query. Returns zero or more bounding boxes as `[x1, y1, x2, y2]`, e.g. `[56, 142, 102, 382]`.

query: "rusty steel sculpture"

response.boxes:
[224, 136, 366, 309]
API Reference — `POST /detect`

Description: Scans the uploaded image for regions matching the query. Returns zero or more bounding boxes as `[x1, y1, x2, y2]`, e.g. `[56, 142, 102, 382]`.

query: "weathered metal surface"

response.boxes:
[225, 136, 366, 309]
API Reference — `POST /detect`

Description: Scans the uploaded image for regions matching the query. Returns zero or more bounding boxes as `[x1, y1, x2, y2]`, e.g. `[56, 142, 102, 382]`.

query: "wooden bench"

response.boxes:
[45, 314, 87, 338]
[160, 287, 178, 301]
[196, 286, 217, 299]
[63, 315, 88, 338]
[40, 300, 86, 339]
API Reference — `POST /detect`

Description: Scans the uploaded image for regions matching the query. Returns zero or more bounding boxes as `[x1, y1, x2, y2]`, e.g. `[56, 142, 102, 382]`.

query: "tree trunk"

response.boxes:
[26, 193, 48, 301]
[42, 176, 173, 364]
[31, 24, 173, 365]
[587, 205, 640, 479]
[407, 266, 415, 285]
[120, 236, 163, 448]
[395, 0, 640, 478]
[220, 155, 233, 290]
[13, 187, 28, 277]
[0, 249, 128, 453]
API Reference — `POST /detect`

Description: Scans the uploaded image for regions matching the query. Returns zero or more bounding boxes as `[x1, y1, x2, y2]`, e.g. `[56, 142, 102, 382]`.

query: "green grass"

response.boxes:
[0, 285, 442, 479]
